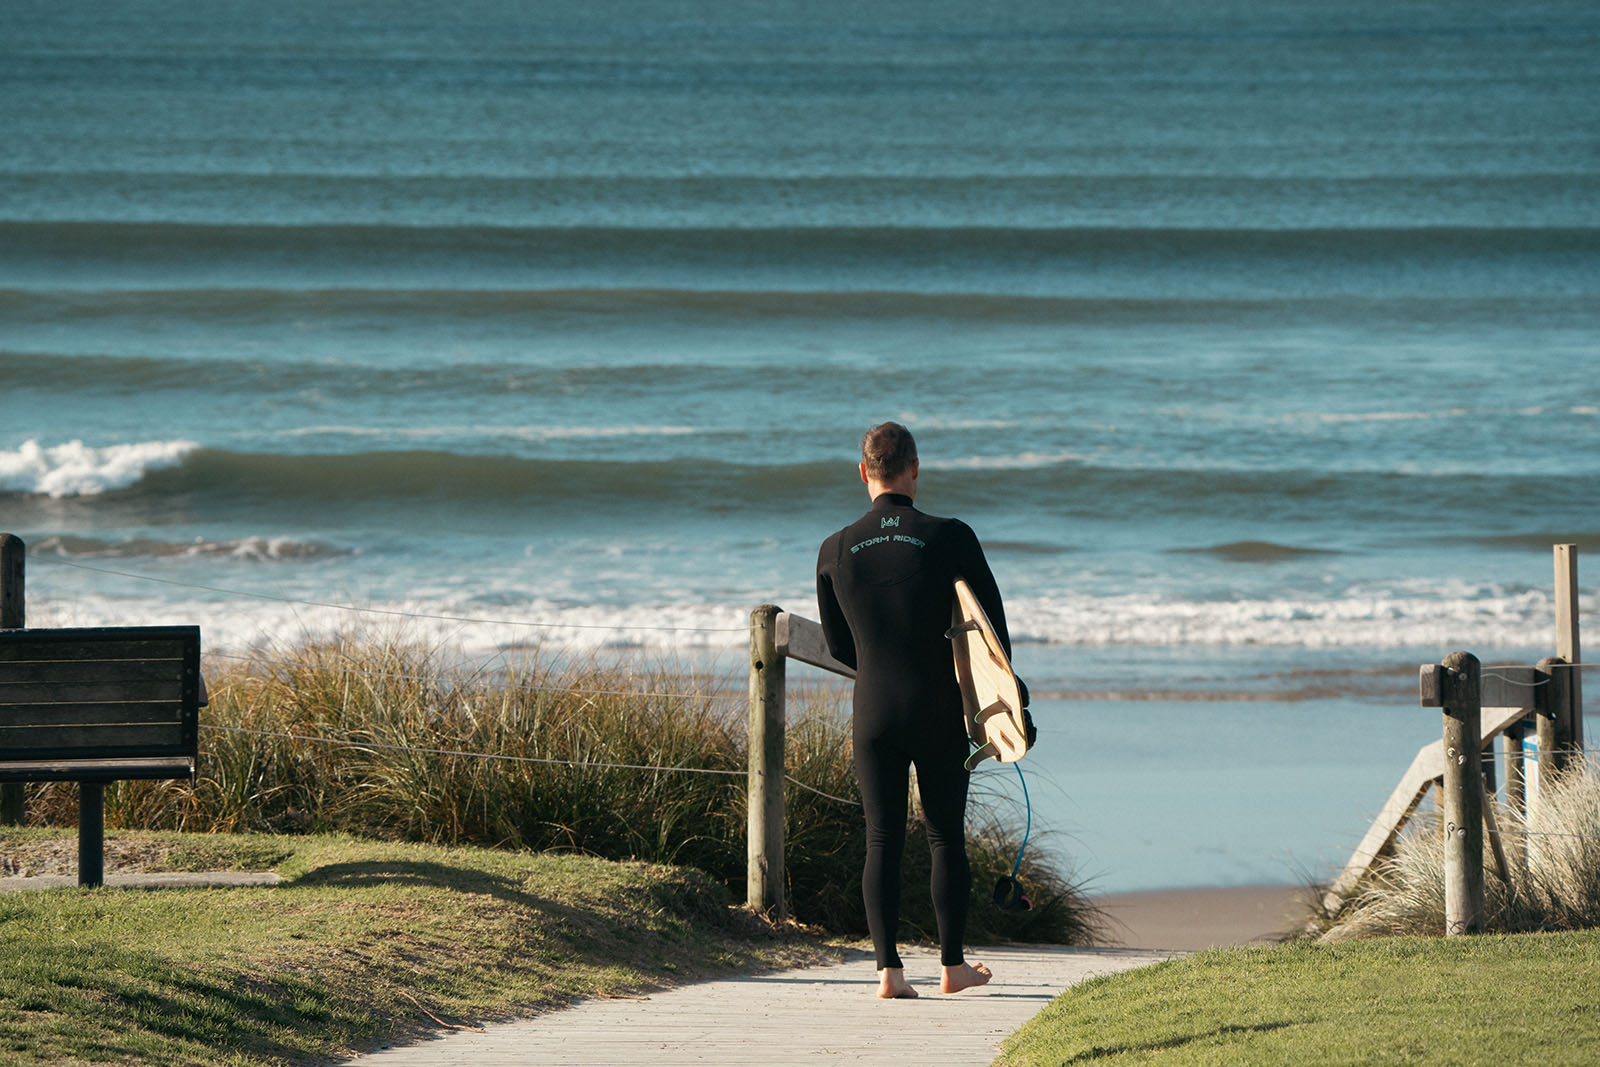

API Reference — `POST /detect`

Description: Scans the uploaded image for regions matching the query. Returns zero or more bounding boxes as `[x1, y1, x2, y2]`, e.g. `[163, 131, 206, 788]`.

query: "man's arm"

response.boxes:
[952, 520, 1030, 711]
[952, 521, 1012, 659]
[815, 543, 858, 671]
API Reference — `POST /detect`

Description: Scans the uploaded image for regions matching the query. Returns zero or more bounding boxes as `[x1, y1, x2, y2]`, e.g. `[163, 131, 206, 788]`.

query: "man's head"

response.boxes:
[859, 421, 919, 497]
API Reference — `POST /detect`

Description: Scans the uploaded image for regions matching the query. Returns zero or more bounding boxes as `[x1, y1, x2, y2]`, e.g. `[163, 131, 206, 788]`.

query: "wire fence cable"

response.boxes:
[198, 723, 861, 805]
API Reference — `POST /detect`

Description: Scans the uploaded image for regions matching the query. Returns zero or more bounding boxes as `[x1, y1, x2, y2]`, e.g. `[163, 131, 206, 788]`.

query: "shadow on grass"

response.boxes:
[12, 943, 380, 1065]
[1064, 1020, 1302, 1062]
[286, 859, 546, 908]
[284, 858, 738, 929]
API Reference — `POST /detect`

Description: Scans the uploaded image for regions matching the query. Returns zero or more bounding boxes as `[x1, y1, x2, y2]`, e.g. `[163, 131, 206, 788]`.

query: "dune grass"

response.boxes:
[997, 929, 1600, 1066]
[1311, 758, 1600, 941]
[10, 632, 1101, 946]
[0, 829, 839, 1067]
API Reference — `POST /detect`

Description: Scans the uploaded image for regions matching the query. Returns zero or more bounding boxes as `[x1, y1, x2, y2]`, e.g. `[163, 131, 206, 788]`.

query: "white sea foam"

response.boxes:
[24, 588, 755, 662]
[1007, 586, 1565, 651]
[26, 571, 1574, 663]
[929, 450, 1089, 471]
[892, 414, 1020, 431]
[0, 439, 199, 498]
[32, 534, 344, 560]
[274, 425, 698, 442]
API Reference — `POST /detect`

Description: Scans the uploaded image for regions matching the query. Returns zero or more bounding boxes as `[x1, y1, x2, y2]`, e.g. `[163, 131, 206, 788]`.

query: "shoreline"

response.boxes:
[1089, 884, 1310, 951]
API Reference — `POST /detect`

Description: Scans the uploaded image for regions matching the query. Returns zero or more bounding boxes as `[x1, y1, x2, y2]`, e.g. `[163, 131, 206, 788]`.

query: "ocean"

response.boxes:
[3, 0, 1597, 892]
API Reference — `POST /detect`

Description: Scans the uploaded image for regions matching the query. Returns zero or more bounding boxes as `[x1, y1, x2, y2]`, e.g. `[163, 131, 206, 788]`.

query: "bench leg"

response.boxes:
[1, 783, 23, 825]
[78, 782, 104, 888]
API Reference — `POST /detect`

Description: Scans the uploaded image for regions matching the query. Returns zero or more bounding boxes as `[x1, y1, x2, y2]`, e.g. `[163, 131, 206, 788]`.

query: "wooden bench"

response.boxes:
[0, 625, 202, 886]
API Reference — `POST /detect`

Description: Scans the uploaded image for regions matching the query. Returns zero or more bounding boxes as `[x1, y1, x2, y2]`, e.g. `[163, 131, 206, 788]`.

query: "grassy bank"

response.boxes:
[10, 634, 1100, 945]
[0, 828, 839, 1066]
[997, 930, 1600, 1065]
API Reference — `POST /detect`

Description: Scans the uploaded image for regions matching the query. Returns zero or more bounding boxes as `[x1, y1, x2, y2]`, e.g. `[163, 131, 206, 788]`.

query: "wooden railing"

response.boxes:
[1324, 545, 1586, 935]
[745, 605, 853, 917]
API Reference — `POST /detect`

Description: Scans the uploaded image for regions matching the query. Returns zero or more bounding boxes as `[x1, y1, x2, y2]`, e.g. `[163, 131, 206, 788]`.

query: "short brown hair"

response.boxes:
[860, 422, 918, 480]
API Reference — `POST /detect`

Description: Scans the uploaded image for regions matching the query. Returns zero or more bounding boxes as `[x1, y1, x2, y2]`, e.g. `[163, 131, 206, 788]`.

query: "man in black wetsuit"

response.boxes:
[815, 421, 1011, 999]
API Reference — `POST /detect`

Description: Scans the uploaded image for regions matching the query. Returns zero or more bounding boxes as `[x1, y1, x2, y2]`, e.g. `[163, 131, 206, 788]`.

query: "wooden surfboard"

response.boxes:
[947, 578, 1029, 765]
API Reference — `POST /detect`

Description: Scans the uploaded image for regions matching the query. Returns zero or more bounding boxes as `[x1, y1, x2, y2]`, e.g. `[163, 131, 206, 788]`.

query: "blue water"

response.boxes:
[3, 0, 1597, 890]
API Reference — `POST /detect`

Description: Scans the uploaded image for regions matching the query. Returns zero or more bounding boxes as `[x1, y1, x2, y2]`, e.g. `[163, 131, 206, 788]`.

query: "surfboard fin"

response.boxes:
[945, 620, 982, 639]
[974, 700, 1012, 725]
[963, 741, 1001, 769]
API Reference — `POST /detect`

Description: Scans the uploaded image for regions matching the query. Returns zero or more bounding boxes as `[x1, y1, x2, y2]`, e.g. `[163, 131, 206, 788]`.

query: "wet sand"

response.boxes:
[1091, 884, 1311, 951]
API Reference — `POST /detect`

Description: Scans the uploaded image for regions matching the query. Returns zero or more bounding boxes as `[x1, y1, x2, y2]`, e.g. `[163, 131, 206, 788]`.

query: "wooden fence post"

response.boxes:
[1536, 656, 1571, 788]
[1554, 545, 1583, 751]
[1, 535, 24, 825]
[747, 604, 786, 917]
[1503, 716, 1527, 819]
[1438, 651, 1485, 936]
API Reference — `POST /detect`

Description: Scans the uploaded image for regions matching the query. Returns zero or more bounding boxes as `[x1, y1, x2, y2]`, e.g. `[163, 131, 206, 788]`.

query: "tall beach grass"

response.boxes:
[1314, 757, 1600, 940]
[15, 630, 1102, 945]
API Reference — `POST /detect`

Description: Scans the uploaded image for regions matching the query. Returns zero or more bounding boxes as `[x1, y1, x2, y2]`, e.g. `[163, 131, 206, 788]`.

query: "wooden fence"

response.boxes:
[745, 604, 853, 917]
[754, 547, 1587, 929]
[1323, 544, 1586, 935]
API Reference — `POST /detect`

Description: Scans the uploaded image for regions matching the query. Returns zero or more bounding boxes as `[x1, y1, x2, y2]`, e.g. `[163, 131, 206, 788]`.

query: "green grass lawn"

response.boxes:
[996, 930, 1600, 1066]
[0, 828, 839, 1066]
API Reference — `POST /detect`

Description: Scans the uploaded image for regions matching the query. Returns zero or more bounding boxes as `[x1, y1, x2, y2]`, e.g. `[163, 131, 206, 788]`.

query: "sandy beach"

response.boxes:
[1092, 884, 1310, 951]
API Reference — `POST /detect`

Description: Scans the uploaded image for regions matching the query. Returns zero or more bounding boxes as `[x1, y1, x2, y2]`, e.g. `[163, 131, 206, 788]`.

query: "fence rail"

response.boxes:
[744, 607, 857, 917]
[1324, 544, 1587, 936]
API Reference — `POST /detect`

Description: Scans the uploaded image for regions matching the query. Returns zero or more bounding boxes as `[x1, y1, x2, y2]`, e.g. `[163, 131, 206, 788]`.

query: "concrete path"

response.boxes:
[344, 943, 1176, 1066]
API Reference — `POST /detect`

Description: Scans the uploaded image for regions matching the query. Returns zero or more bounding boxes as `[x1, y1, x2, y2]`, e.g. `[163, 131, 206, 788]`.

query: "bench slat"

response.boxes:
[0, 756, 195, 784]
[0, 641, 189, 663]
[0, 702, 187, 726]
[0, 658, 186, 685]
[0, 625, 197, 662]
[1, 723, 189, 751]
[0, 679, 188, 706]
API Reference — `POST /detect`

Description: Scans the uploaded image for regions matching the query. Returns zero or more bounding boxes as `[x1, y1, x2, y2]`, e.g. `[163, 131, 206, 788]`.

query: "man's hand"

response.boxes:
[1016, 677, 1037, 748]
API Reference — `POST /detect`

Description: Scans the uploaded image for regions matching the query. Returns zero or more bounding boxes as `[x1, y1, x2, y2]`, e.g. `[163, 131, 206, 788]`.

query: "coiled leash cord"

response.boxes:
[992, 759, 1033, 913]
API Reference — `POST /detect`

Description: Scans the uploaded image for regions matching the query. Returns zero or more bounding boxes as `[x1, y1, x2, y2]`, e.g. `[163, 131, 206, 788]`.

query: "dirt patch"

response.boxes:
[0, 837, 173, 877]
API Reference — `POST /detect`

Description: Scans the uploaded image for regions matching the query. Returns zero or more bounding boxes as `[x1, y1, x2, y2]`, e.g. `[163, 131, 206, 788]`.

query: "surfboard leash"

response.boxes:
[1011, 759, 1031, 880]
[987, 755, 1034, 914]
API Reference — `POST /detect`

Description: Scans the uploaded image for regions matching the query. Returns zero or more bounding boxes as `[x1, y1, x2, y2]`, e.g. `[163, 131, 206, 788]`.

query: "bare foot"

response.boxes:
[941, 961, 992, 993]
[876, 967, 918, 999]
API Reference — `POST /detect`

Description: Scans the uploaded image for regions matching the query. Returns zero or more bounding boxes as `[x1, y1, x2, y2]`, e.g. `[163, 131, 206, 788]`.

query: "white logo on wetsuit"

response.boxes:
[881, 516, 899, 528]
[850, 533, 926, 554]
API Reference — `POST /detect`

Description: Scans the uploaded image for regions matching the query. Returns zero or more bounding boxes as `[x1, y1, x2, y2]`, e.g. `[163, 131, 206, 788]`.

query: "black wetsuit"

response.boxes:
[816, 491, 1012, 969]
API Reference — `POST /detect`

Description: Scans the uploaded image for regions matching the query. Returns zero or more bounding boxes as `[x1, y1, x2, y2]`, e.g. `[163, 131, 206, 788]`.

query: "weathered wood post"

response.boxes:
[1503, 716, 1530, 881]
[1421, 651, 1485, 935]
[1, 534, 25, 825]
[747, 604, 786, 917]
[1503, 716, 1527, 821]
[1536, 656, 1572, 787]
[1554, 544, 1583, 751]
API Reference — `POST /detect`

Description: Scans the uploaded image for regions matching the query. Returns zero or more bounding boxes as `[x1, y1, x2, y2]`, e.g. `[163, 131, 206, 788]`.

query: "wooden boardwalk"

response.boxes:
[344, 944, 1176, 1066]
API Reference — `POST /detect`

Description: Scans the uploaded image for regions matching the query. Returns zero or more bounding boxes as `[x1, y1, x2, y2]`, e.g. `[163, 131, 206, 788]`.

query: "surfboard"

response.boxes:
[947, 578, 1030, 765]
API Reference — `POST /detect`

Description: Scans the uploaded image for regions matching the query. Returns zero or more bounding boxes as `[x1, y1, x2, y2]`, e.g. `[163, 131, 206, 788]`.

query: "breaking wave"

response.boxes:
[0, 439, 199, 498]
